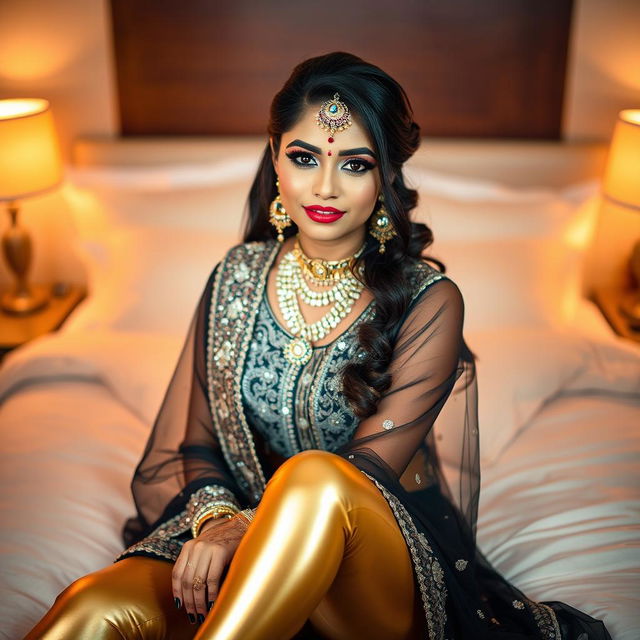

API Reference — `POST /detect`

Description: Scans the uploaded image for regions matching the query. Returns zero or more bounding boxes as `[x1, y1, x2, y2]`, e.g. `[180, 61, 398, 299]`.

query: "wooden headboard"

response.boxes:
[108, 0, 574, 139]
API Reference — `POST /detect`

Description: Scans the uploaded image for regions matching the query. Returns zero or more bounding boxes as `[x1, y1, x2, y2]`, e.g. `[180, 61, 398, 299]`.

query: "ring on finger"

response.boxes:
[193, 576, 205, 591]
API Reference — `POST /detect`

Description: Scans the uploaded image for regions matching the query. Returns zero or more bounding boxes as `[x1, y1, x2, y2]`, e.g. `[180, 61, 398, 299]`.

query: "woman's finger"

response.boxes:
[178, 541, 202, 624]
[206, 549, 227, 606]
[191, 544, 212, 622]
[171, 540, 192, 611]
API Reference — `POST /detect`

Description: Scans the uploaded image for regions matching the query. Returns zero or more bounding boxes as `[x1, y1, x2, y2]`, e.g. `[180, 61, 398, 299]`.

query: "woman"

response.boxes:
[24, 52, 611, 640]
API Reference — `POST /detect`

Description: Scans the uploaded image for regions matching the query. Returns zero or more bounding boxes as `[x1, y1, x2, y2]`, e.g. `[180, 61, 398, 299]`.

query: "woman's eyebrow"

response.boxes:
[285, 139, 376, 158]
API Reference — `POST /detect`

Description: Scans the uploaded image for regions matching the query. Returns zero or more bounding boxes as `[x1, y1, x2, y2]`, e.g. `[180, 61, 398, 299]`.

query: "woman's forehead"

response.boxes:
[283, 104, 375, 153]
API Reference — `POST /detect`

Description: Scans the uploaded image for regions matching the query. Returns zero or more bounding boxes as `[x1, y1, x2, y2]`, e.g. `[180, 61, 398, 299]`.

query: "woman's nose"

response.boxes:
[313, 165, 338, 200]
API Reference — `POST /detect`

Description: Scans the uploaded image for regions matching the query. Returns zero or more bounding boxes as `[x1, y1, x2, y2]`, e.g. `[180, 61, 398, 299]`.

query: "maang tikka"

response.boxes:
[316, 93, 352, 155]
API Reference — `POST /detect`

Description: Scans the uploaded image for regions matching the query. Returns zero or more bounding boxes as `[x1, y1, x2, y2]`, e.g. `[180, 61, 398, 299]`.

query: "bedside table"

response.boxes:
[0, 283, 87, 363]
[591, 286, 640, 344]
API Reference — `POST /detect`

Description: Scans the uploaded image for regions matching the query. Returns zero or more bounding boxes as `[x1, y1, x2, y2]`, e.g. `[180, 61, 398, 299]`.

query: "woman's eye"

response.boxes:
[344, 159, 370, 173]
[286, 152, 317, 167]
[285, 151, 374, 174]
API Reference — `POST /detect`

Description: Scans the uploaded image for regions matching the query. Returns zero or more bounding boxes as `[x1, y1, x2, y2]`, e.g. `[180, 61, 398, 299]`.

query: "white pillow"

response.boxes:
[405, 167, 599, 329]
[64, 224, 240, 334]
[428, 235, 584, 330]
[434, 326, 640, 467]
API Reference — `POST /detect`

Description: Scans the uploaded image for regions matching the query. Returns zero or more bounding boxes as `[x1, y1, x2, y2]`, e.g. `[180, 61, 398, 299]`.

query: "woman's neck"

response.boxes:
[294, 228, 367, 262]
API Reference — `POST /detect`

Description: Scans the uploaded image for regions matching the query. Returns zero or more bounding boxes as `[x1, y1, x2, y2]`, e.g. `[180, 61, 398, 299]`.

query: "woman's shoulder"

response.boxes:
[209, 239, 279, 279]
[222, 239, 279, 264]
[408, 258, 453, 301]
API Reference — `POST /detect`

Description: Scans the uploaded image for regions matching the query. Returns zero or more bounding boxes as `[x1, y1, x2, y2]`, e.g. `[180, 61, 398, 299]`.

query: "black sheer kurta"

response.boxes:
[116, 239, 611, 640]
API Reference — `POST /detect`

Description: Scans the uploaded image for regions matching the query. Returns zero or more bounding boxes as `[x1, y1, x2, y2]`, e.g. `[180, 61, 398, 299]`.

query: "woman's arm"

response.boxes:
[125, 264, 245, 544]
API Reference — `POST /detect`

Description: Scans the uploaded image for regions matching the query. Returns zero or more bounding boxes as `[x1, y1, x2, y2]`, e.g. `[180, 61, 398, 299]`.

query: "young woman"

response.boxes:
[24, 52, 611, 640]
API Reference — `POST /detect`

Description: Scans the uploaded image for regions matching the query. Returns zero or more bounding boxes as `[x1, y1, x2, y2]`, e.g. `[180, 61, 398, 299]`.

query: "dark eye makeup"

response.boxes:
[284, 150, 376, 174]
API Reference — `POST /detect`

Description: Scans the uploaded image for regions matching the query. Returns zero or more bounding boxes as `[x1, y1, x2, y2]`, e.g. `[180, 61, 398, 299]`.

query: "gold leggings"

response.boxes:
[24, 450, 424, 640]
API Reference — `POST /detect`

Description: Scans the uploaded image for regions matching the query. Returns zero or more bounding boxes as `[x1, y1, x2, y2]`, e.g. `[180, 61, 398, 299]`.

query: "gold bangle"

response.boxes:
[192, 506, 238, 537]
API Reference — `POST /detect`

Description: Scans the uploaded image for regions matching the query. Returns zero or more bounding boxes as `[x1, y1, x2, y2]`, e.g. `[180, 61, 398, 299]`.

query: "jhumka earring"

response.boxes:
[368, 194, 396, 254]
[269, 177, 291, 243]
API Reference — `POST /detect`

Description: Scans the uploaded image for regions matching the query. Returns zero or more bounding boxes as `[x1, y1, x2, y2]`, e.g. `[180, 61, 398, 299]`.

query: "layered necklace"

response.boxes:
[276, 235, 366, 366]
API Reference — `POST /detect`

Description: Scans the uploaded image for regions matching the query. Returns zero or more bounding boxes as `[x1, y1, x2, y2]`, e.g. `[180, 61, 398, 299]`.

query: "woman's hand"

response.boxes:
[172, 514, 249, 624]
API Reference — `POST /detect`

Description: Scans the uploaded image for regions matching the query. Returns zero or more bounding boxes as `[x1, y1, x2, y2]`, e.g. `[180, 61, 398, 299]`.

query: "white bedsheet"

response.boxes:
[0, 316, 638, 639]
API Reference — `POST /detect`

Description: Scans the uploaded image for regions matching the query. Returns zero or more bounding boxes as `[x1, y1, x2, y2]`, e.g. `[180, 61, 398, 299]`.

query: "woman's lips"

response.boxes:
[303, 205, 346, 223]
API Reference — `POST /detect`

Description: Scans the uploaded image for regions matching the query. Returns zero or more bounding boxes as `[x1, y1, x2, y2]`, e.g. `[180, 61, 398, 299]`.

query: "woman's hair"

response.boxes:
[242, 51, 445, 419]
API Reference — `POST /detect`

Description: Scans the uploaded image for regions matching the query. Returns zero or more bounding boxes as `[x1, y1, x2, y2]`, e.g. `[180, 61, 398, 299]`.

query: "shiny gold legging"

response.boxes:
[24, 450, 424, 640]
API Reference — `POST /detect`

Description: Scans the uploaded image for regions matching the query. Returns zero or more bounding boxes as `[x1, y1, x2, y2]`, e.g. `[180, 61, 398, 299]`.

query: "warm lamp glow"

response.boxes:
[602, 109, 640, 210]
[0, 98, 63, 202]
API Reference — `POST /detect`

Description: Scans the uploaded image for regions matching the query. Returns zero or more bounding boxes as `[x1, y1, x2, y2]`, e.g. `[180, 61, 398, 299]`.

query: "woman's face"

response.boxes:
[271, 103, 381, 256]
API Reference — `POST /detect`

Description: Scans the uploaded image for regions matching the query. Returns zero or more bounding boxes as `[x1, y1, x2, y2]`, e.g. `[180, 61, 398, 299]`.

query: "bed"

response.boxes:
[0, 137, 638, 640]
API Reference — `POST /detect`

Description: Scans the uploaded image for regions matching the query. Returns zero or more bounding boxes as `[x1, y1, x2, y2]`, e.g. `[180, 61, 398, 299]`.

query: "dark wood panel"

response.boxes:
[109, 0, 573, 139]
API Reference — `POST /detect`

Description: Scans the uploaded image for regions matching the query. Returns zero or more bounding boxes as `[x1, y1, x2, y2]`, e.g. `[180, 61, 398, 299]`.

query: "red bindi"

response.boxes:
[328, 137, 334, 143]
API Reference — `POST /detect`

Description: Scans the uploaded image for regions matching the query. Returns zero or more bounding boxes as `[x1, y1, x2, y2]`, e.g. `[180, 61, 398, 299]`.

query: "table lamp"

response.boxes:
[0, 98, 64, 315]
[601, 108, 640, 327]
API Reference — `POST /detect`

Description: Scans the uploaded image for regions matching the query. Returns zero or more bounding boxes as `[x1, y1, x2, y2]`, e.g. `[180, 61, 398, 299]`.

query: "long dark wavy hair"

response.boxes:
[242, 51, 447, 419]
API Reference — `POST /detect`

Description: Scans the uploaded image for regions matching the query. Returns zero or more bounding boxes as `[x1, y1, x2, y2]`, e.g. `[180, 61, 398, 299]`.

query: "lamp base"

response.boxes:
[1, 283, 50, 315]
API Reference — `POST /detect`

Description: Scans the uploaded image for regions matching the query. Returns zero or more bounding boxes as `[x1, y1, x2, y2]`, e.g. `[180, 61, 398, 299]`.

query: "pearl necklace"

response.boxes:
[276, 239, 366, 366]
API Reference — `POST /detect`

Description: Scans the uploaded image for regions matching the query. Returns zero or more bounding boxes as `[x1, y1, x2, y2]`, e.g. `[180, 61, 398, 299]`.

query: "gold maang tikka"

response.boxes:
[316, 93, 352, 154]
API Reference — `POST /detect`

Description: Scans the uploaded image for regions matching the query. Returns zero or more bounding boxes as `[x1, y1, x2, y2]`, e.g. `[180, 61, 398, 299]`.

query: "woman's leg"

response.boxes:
[196, 449, 423, 640]
[23, 556, 196, 640]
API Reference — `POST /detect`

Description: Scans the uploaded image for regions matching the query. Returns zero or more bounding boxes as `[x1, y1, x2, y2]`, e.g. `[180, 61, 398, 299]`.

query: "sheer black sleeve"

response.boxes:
[335, 275, 480, 540]
[122, 264, 244, 547]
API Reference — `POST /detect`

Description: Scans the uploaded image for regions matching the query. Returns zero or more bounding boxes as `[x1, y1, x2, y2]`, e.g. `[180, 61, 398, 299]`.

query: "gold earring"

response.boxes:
[269, 178, 291, 243]
[368, 194, 396, 254]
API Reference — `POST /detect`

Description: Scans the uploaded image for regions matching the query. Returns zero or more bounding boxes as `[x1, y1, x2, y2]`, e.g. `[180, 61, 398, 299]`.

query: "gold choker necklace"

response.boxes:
[292, 236, 366, 283]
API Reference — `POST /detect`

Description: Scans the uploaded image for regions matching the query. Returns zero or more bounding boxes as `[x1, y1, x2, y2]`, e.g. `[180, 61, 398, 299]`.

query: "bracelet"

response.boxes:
[186, 485, 241, 521]
[186, 485, 241, 538]
[192, 505, 239, 538]
[192, 500, 239, 524]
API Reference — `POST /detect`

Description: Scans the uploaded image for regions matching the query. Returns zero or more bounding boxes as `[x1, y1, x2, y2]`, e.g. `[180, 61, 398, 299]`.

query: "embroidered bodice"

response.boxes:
[241, 287, 375, 457]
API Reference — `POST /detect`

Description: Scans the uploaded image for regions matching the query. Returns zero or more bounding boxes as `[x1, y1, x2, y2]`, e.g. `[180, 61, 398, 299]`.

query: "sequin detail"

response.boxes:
[455, 559, 468, 571]
[382, 419, 395, 430]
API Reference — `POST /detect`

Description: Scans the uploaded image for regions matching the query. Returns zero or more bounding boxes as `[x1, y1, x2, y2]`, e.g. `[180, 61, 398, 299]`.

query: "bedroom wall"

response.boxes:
[0, 0, 639, 293]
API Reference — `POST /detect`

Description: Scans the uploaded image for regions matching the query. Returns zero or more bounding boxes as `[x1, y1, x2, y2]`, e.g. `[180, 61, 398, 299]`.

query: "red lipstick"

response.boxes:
[303, 205, 346, 223]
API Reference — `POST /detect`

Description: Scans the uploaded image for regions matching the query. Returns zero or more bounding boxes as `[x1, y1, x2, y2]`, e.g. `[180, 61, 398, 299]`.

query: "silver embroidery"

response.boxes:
[382, 419, 395, 430]
[361, 471, 447, 639]
[528, 601, 562, 639]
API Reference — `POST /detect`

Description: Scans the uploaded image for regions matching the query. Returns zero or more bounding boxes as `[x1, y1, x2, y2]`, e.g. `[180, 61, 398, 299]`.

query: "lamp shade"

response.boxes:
[602, 109, 640, 211]
[0, 98, 63, 202]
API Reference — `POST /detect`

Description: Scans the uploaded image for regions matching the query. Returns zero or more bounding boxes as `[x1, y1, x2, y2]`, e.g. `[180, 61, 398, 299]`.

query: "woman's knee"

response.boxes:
[55, 558, 172, 625]
[267, 449, 378, 514]
[272, 450, 356, 491]
[55, 563, 136, 618]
